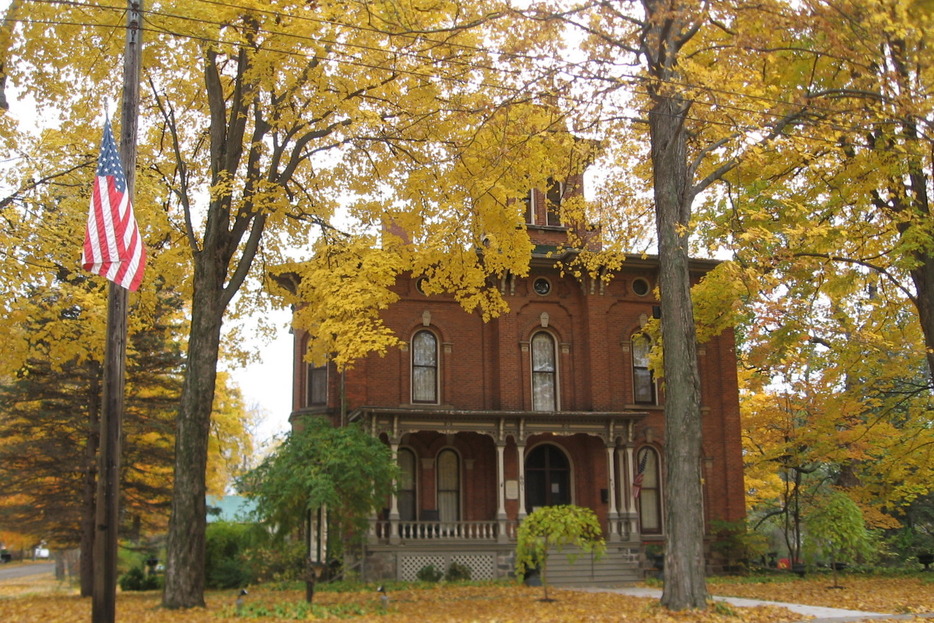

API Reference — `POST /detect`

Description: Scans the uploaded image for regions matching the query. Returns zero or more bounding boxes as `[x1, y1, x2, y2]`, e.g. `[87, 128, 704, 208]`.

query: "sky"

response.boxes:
[229, 309, 294, 446]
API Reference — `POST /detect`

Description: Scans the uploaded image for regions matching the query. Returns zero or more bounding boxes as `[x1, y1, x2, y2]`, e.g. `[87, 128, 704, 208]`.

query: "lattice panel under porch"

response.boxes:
[450, 553, 495, 580]
[398, 553, 496, 581]
[399, 554, 447, 582]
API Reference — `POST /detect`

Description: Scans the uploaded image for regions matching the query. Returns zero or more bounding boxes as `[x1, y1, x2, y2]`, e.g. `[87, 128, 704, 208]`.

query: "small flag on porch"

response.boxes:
[632, 449, 649, 499]
[81, 118, 146, 291]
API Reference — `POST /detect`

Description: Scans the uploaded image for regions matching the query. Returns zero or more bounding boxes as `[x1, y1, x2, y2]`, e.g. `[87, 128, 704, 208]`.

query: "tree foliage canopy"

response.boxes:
[239, 416, 397, 538]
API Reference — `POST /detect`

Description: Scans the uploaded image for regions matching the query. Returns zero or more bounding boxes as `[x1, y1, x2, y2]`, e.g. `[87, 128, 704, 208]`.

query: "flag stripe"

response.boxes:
[81, 119, 146, 291]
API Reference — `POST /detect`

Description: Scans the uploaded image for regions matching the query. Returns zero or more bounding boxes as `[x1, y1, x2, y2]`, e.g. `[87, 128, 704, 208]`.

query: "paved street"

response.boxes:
[0, 561, 54, 581]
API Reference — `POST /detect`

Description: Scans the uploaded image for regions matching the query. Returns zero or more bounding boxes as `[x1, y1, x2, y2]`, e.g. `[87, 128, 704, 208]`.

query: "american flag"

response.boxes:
[632, 449, 649, 499]
[81, 118, 146, 291]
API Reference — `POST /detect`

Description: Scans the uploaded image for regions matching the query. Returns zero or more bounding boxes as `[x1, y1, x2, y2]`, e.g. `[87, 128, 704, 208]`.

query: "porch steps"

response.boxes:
[537, 544, 641, 587]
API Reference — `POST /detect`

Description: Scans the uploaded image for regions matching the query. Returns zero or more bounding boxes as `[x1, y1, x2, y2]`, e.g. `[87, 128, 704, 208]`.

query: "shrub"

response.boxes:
[415, 564, 444, 582]
[445, 562, 472, 582]
[205, 521, 256, 589]
[243, 539, 306, 582]
[118, 566, 161, 591]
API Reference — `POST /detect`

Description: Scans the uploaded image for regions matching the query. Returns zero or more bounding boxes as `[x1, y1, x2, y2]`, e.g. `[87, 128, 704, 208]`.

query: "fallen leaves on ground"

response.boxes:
[708, 573, 934, 615]
[3, 572, 932, 622]
[0, 581, 801, 623]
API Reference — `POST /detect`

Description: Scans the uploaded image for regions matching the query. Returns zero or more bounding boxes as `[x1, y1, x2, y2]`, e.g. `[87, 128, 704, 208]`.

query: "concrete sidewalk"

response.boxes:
[578, 586, 934, 622]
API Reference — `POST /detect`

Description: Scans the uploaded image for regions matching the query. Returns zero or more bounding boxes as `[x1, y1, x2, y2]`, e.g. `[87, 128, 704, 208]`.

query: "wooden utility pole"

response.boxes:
[91, 3, 143, 622]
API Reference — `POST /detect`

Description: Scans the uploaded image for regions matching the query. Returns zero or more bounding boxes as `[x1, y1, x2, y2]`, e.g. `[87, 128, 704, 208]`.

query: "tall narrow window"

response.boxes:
[412, 330, 438, 403]
[545, 178, 563, 226]
[306, 362, 327, 407]
[632, 333, 656, 404]
[531, 332, 557, 411]
[636, 447, 662, 534]
[437, 449, 460, 522]
[398, 448, 417, 522]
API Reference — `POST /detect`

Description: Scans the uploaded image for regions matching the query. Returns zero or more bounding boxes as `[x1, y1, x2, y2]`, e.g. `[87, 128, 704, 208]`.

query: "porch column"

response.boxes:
[517, 442, 527, 520]
[389, 441, 401, 544]
[615, 446, 628, 539]
[605, 445, 620, 542]
[496, 442, 508, 543]
[624, 444, 639, 537]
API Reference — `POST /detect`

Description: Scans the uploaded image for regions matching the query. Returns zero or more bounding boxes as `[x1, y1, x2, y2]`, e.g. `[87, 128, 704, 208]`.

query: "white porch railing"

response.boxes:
[373, 519, 517, 541]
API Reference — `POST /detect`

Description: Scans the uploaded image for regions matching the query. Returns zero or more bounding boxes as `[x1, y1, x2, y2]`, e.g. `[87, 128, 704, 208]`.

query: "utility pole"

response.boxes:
[91, 3, 142, 622]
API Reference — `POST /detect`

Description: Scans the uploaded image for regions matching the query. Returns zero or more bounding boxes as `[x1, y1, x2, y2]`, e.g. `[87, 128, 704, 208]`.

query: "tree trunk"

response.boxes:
[910, 257, 934, 380]
[162, 258, 225, 609]
[649, 93, 708, 610]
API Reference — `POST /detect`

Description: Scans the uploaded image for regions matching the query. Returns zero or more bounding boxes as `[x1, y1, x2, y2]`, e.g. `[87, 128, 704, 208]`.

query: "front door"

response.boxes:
[525, 444, 571, 511]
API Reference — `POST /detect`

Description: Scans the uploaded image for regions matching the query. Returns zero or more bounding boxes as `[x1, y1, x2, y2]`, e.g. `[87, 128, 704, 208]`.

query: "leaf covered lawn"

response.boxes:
[3, 573, 933, 622]
[708, 573, 934, 615]
[0, 582, 800, 623]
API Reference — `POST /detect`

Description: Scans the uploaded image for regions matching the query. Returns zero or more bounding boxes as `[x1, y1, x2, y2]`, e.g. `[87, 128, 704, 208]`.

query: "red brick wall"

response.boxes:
[293, 255, 746, 529]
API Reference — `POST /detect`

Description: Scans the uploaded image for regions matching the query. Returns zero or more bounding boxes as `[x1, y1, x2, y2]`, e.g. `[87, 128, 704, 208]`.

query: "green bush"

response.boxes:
[243, 539, 306, 583]
[118, 566, 161, 591]
[445, 562, 472, 582]
[415, 564, 444, 582]
[205, 521, 256, 589]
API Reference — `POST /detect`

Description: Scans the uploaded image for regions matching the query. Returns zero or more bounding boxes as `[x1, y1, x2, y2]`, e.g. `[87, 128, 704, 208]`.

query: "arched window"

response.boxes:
[525, 444, 571, 511]
[412, 330, 438, 403]
[531, 332, 557, 411]
[635, 447, 662, 534]
[397, 448, 417, 522]
[632, 333, 656, 404]
[436, 449, 460, 522]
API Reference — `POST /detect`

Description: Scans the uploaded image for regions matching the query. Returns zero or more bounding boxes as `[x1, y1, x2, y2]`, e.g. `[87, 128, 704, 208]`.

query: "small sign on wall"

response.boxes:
[505, 480, 519, 500]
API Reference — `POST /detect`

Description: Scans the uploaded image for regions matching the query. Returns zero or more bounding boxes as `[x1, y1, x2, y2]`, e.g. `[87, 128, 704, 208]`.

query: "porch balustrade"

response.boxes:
[372, 519, 517, 542]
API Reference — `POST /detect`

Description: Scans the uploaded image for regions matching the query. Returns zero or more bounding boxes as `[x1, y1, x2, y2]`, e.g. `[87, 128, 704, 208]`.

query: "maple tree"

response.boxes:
[696, 0, 934, 539]
[511, 0, 825, 608]
[1, 0, 581, 609]
[514, 504, 605, 601]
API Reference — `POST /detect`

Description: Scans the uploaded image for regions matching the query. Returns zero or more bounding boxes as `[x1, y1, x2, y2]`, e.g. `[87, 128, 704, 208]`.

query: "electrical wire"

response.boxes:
[4, 0, 932, 152]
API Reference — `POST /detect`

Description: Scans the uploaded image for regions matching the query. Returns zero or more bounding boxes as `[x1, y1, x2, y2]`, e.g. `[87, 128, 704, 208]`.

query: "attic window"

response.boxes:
[533, 278, 551, 296]
[632, 278, 650, 296]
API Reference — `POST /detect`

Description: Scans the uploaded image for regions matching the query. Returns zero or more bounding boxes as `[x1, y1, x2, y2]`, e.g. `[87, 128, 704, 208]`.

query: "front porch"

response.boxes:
[353, 407, 649, 583]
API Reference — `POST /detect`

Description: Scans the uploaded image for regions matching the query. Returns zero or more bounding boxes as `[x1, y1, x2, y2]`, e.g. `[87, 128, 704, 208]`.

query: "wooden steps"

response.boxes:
[531, 544, 642, 587]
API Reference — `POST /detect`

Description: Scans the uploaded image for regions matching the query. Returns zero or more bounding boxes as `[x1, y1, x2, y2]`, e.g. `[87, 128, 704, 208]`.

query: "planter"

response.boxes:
[523, 567, 542, 587]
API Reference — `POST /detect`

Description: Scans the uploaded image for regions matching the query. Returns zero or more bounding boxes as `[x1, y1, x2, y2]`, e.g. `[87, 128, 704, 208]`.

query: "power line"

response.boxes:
[6, 0, 929, 152]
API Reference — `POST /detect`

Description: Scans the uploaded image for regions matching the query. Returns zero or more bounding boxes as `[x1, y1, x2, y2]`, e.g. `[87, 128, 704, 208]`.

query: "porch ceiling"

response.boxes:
[351, 406, 647, 445]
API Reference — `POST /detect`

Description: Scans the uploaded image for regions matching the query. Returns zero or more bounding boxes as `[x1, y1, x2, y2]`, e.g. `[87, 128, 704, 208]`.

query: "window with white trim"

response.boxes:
[437, 449, 460, 522]
[636, 446, 662, 534]
[632, 333, 656, 405]
[398, 448, 417, 522]
[412, 330, 439, 403]
[305, 362, 327, 407]
[531, 332, 558, 411]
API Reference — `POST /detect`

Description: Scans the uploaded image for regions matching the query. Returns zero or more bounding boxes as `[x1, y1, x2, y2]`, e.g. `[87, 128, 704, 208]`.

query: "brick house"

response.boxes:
[288, 175, 746, 584]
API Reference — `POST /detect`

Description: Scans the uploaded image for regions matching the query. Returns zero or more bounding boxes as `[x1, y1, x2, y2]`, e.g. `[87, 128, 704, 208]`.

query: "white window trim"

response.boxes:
[530, 331, 559, 412]
[411, 329, 440, 404]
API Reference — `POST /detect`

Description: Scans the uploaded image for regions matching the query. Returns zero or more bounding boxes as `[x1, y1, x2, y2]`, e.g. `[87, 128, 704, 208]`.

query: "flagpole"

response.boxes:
[92, 3, 142, 623]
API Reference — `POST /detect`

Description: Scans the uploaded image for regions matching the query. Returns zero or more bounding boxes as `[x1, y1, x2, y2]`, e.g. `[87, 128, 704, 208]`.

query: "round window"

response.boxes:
[632, 278, 650, 296]
[416, 277, 428, 295]
[533, 277, 551, 296]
